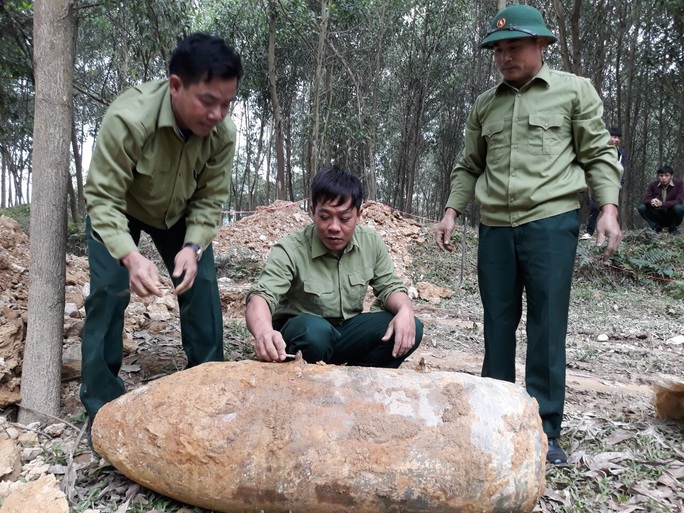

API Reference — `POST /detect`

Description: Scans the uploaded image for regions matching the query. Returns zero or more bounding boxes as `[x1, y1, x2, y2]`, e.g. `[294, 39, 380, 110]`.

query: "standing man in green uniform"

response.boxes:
[246, 166, 423, 368]
[434, 6, 622, 465]
[81, 33, 243, 439]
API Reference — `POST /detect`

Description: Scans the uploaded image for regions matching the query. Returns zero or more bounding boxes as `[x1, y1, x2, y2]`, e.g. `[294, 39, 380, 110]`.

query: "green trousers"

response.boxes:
[477, 210, 579, 438]
[276, 312, 423, 368]
[80, 216, 223, 419]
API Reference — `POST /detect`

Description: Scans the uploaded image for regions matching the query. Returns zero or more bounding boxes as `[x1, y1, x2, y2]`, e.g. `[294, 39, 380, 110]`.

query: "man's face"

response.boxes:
[657, 172, 673, 186]
[492, 37, 546, 88]
[311, 197, 361, 257]
[609, 134, 621, 146]
[169, 75, 238, 137]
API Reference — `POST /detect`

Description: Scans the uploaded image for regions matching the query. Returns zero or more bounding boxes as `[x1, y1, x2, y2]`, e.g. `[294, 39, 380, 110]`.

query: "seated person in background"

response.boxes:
[245, 165, 423, 367]
[637, 165, 684, 235]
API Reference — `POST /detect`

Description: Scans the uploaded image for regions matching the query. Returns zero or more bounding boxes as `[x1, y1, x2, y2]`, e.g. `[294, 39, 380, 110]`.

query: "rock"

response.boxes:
[0, 440, 21, 481]
[94, 360, 545, 513]
[654, 377, 684, 420]
[0, 474, 69, 513]
[597, 334, 609, 342]
[666, 335, 684, 346]
[44, 423, 66, 437]
[416, 281, 454, 303]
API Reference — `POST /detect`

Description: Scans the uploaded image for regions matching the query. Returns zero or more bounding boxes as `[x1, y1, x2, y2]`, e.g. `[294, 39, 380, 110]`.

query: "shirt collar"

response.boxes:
[158, 81, 177, 130]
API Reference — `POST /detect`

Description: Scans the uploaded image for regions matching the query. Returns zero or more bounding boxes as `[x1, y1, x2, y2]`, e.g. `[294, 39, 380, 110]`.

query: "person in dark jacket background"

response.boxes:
[637, 165, 684, 235]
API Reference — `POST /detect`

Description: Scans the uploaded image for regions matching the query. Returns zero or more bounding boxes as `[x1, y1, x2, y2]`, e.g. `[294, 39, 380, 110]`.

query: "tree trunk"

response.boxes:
[71, 119, 86, 219]
[268, 0, 286, 200]
[18, 0, 76, 424]
[308, 1, 329, 178]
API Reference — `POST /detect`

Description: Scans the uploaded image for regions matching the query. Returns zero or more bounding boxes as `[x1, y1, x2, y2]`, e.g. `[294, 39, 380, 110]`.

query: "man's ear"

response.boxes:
[169, 74, 183, 95]
[356, 207, 363, 223]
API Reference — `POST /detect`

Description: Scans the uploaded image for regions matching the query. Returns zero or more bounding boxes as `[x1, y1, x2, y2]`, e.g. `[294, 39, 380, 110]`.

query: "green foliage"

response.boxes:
[575, 229, 684, 299]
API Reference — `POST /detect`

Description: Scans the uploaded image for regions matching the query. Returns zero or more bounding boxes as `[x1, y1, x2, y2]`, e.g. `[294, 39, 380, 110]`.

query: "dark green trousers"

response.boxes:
[637, 203, 684, 231]
[80, 216, 223, 419]
[276, 312, 423, 368]
[478, 210, 579, 438]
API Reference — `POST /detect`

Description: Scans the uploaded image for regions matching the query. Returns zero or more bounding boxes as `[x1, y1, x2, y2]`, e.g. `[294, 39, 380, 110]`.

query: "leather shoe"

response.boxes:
[546, 438, 568, 466]
[85, 417, 100, 458]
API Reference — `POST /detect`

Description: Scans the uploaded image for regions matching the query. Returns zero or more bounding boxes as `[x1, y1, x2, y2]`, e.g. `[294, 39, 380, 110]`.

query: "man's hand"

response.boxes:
[382, 309, 416, 358]
[246, 295, 287, 362]
[172, 246, 199, 295]
[253, 329, 288, 362]
[650, 198, 662, 208]
[435, 208, 458, 251]
[595, 204, 622, 261]
[383, 293, 417, 358]
[121, 251, 163, 297]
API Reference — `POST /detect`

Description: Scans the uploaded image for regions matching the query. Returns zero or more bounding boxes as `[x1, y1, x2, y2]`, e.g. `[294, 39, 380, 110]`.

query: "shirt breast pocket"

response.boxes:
[347, 267, 373, 312]
[303, 279, 335, 311]
[528, 114, 565, 156]
[482, 120, 506, 164]
[133, 155, 174, 195]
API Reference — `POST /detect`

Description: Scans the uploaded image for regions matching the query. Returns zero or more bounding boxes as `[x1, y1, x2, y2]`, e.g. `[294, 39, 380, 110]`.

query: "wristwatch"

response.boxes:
[184, 242, 202, 261]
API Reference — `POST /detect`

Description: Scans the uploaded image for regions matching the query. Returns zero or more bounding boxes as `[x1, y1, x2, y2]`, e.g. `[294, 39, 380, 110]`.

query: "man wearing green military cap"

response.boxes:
[435, 5, 622, 466]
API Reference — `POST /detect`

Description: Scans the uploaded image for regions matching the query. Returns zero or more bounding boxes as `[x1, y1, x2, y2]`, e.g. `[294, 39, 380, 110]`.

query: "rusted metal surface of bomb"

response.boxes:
[92, 360, 546, 513]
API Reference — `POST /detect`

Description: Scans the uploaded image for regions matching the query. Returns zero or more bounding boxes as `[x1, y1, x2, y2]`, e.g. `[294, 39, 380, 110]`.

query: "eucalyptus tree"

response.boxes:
[198, 0, 314, 207]
[19, 0, 76, 425]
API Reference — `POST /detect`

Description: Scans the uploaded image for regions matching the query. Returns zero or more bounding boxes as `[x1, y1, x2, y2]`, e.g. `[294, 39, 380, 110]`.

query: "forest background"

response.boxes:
[0, 2, 683, 510]
[1, 0, 683, 231]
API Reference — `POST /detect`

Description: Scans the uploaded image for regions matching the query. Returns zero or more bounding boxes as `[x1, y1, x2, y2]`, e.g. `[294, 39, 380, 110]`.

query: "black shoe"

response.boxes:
[546, 438, 568, 466]
[85, 417, 100, 458]
[653, 226, 663, 233]
[670, 229, 681, 235]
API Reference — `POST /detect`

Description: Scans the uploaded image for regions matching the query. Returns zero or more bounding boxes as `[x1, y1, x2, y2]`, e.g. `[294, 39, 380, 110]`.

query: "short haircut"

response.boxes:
[657, 165, 673, 175]
[169, 32, 244, 87]
[311, 166, 364, 211]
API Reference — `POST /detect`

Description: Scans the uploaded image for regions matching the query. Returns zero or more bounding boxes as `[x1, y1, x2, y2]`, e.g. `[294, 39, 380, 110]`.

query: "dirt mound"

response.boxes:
[214, 200, 427, 281]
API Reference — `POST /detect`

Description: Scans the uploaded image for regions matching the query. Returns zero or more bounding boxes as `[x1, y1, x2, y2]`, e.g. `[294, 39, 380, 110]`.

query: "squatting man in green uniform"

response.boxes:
[434, 6, 622, 466]
[246, 166, 423, 368]
[81, 33, 243, 445]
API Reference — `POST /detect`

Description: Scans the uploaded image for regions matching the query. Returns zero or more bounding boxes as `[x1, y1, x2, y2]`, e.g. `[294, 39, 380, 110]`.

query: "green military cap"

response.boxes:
[480, 5, 557, 49]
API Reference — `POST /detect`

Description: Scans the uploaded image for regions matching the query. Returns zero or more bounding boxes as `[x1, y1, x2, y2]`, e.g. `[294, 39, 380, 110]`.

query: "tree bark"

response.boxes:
[268, 0, 286, 200]
[18, 0, 76, 424]
[71, 119, 86, 219]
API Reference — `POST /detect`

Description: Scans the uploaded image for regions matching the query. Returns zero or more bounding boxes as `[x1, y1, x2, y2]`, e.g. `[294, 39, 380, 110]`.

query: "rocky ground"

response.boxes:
[0, 202, 682, 512]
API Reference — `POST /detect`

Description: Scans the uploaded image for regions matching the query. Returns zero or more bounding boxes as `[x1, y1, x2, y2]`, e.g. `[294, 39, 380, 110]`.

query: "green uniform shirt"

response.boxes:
[246, 224, 406, 324]
[445, 63, 621, 227]
[85, 79, 236, 260]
